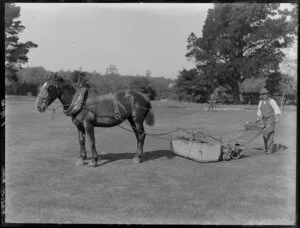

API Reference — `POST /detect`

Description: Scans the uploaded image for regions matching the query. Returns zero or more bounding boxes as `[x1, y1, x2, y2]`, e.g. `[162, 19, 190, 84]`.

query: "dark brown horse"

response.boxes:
[36, 73, 155, 167]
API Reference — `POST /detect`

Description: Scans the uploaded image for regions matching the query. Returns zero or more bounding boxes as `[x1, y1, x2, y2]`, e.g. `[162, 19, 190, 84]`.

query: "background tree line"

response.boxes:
[5, 3, 297, 105]
[173, 68, 296, 105]
[5, 66, 174, 101]
[6, 65, 296, 105]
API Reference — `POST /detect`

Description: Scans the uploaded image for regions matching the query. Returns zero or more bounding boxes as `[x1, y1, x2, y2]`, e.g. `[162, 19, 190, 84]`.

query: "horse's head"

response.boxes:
[36, 73, 63, 112]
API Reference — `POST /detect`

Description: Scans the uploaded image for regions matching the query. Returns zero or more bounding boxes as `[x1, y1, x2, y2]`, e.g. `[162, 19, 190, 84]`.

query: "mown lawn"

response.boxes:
[4, 97, 296, 225]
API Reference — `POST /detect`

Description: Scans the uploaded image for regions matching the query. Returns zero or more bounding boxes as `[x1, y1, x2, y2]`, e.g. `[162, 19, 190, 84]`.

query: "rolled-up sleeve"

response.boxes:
[270, 99, 281, 116]
[257, 100, 262, 117]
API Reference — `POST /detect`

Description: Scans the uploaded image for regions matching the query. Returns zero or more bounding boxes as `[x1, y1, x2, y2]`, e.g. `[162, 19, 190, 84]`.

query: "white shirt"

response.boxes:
[257, 98, 281, 117]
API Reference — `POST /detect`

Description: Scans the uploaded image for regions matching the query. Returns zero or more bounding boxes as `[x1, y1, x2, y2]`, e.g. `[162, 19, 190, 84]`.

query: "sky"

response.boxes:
[16, 3, 214, 79]
[16, 3, 296, 79]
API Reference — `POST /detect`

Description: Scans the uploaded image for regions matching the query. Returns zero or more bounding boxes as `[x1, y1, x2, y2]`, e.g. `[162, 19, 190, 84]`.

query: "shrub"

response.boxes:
[284, 92, 297, 105]
[129, 76, 156, 100]
[241, 92, 260, 105]
[216, 86, 233, 104]
[16, 82, 39, 96]
[5, 82, 39, 96]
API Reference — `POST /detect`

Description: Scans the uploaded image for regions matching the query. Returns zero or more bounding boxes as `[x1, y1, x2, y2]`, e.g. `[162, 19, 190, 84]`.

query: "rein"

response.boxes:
[51, 104, 65, 120]
[37, 92, 62, 120]
[40, 103, 66, 120]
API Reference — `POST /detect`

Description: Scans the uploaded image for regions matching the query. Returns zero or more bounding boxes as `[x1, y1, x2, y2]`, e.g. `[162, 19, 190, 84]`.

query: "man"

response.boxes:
[208, 89, 218, 111]
[257, 88, 281, 154]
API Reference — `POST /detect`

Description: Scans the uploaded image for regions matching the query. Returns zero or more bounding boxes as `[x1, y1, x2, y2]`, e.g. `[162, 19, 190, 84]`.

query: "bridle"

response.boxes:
[37, 79, 85, 116]
[37, 81, 61, 102]
[37, 80, 67, 118]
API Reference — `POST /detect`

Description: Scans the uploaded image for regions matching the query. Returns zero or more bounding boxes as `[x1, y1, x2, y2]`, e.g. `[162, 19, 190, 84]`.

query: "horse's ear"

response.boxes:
[56, 74, 64, 84]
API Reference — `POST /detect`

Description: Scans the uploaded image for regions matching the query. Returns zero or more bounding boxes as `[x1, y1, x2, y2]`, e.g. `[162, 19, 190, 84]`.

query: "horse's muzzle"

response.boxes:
[36, 100, 48, 113]
[37, 106, 45, 113]
[37, 104, 46, 113]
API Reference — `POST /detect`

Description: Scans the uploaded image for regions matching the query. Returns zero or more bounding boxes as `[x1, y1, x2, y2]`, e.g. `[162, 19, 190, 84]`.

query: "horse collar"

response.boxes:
[63, 87, 87, 116]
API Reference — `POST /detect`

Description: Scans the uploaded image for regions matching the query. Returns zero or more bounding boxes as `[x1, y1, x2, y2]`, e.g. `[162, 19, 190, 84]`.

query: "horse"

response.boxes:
[36, 73, 155, 167]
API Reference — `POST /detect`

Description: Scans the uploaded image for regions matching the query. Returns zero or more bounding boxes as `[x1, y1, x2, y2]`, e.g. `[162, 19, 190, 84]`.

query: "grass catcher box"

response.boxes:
[244, 121, 264, 130]
[170, 139, 222, 163]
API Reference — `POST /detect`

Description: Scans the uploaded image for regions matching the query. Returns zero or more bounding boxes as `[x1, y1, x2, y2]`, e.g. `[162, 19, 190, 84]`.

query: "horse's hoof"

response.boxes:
[132, 156, 141, 164]
[88, 160, 98, 167]
[75, 159, 88, 166]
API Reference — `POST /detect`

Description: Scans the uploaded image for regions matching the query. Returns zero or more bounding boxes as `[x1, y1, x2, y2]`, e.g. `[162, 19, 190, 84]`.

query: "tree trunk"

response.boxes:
[231, 81, 241, 104]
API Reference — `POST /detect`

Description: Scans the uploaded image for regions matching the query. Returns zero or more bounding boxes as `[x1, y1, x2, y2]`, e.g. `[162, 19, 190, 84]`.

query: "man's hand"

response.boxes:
[255, 116, 262, 123]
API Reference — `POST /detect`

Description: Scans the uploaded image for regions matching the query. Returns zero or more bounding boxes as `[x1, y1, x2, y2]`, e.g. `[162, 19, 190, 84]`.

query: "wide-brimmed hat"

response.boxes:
[259, 88, 269, 95]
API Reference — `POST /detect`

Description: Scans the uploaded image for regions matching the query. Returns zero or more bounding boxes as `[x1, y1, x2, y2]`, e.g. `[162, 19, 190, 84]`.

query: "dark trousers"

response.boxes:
[262, 116, 275, 153]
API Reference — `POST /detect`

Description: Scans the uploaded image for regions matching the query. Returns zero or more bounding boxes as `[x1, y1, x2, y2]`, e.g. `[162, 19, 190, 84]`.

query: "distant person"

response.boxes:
[257, 88, 281, 154]
[208, 89, 218, 111]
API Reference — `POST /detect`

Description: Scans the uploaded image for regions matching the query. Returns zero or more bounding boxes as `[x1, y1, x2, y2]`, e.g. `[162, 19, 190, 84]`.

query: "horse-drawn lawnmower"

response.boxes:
[36, 74, 268, 166]
[170, 121, 265, 163]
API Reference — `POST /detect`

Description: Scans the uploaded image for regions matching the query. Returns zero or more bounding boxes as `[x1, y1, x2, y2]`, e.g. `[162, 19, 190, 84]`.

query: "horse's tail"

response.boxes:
[144, 100, 154, 126]
[145, 109, 155, 126]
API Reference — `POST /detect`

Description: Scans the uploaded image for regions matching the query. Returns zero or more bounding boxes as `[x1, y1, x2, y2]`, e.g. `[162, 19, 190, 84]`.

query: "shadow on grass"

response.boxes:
[241, 143, 288, 159]
[88, 143, 288, 166]
[273, 143, 288, 153]
[95, 150, 175, 166]
[252, 143, 288, 153]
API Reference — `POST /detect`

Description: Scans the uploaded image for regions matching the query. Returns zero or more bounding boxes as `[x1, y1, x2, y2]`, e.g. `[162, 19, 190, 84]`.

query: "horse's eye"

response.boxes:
[47, 85, 56, 95]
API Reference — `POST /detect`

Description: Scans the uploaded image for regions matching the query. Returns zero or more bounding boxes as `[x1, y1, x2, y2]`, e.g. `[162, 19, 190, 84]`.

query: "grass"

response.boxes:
[4, 96, 296, 224]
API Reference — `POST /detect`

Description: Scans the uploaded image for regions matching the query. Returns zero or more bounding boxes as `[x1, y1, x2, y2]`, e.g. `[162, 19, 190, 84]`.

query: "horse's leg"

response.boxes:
[75, 125, 88, 165]
[135, 122, 146, 163]
[127, 116, 144, 164]
[84, 122, 99, 167]
[136, 122, 146, 163]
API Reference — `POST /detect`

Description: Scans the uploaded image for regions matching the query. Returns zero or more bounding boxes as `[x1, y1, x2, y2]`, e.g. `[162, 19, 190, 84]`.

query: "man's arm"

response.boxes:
[270, 99, 281, 121]
[257, 100, 262, 121]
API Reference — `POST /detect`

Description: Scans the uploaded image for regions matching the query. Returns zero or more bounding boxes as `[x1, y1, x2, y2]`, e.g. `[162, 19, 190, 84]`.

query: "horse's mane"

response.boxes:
[49, 73, 100, 96]
[46, 74, 73, 90]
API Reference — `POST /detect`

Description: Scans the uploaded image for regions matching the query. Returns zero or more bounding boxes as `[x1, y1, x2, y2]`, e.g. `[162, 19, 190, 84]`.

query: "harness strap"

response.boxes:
[93, 93, 127, 120]
[111, 95, 127, 120]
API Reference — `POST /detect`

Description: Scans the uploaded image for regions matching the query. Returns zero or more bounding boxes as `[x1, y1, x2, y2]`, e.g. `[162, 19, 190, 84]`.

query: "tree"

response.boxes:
[129, 76, 156, 100]
[265, 72, 282, 96]
[17, 66, 50, 84]
[186, 3, 297, 104]
[240, 77, 266, 94]
[174, 68, 211, 103]
[279, 3, 298, 36]
[145, 69, 152, 78]
[280, 73, 296, 94]
[149, 77, 174, 99]
[5, 3, 38, 82]
[70, 68, 91, 88]
[273, 73, 297, 105]
[105, 64, 119, 75]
